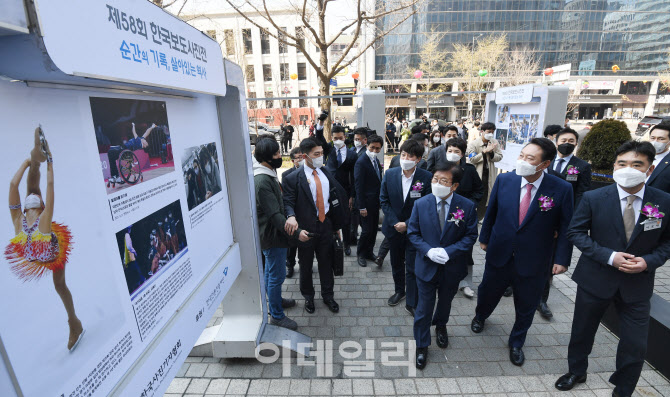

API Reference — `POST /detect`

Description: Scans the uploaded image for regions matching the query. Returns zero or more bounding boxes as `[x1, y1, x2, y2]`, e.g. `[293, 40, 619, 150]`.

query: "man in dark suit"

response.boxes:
[386, 119, 397, 152]
[646, 122, 670, 194]
[445, 137, 484, 298]
[540, 127, 592, 319]
[555, 141, 670, 397]
[282, 147, 302, 278]
[380, 140, 433, 315]
[349, 128, 368, 247]
[426, 126, 459, 173]
[473, 138, 574, 366]
[408, 163, 479, 369]
[326, 126, 357, 255]
[283, 138, 345, 314]
[354, 134, 384, 266]
[389, 134, 429, 170]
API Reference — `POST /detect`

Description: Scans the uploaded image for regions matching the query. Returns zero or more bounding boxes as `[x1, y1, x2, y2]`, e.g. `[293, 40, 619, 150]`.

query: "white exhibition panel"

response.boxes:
[0, 80, 239, 397]
[37, 0, 226, 96]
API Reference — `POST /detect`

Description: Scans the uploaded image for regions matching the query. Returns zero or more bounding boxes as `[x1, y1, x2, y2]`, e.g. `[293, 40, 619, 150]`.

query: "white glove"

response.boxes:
[427, 248, 449, 265]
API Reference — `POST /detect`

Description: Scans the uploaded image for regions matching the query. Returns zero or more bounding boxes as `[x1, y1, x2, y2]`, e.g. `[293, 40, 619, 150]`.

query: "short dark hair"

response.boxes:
[474, 121, 481, 127]
[353, 128, 368, 138]
[367, 134, 384, 146]
[615, 140, 655, 165]
[527, 137, 557, 162]
[555, 128, 579, 143]
[650, 122, 670, 138]
[399, 139, 425, 158]
[411, 124, 424, 135]
[299, 137, 321, 155]
[254, 135, 280, 163]
[421, 123, 431, 131]
[543, 124, 563, 138]
[480, 122, 495, 132]
[445, 125, 459, 133]
[434, 162, 463, 184]
[332, 125, 346, 135]
[410, 133, 428, 143]
[446, 137, 467, 154]
[289, 147, 302, 159]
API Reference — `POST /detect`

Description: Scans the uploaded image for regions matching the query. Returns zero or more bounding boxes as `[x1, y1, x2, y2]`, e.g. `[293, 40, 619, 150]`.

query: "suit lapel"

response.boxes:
[427, 194, 442, 236]
[648, 156, 670, 184]
[299, 167, 317, 211]
[605, 184, 628, 247]
[440, 195, 461, 241]
[519, 175, 549, 229]
[627, 188, 653, 248]
[511, 173, 521, 228]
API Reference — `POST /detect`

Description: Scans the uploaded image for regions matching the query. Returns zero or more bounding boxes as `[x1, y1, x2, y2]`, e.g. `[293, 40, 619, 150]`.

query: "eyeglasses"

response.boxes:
[431, 177, 453, 186]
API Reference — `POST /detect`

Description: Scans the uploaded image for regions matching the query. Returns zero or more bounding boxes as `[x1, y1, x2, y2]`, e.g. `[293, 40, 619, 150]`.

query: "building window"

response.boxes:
[278, 27, 287, 54]
[298, 63, 307, 80]
[207, 30, 217, 40]
[281, 99, 291, 108]
[245, 65, 255, 82]
[299, 90, 307, 108]
[247, 92, 257, 109]
[224, 29, 235, 55]
[280, 63, 289, 81]
[263, 64, 272, 81]
[242, 29, 252, 54]
[296, 27, 304, 53]
[261, 29, 271, 54]
[265, 91, 274, 108]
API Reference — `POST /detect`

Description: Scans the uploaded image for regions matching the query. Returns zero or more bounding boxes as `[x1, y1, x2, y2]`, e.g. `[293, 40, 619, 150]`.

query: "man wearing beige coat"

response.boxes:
[466, 122, 503, 218]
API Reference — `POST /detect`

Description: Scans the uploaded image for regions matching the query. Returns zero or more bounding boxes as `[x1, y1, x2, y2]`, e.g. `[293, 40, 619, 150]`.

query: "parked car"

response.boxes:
[248, 123, 281, 145]
[635, 116, 670, 137]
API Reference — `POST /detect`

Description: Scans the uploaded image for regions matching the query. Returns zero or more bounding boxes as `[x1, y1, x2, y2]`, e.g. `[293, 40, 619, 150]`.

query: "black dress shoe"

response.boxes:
[286, 266, 294, 278]
[538, 302, 553, 319]
[375, 255, 384, 268]
[471, 316, 485, 333]
[281, 298, 296, 308]
[344, 245, 351, 256]
[324, 298, 339, 313]
[415, 347, 428, 370]
[436, 326, 449, 348]
[304, 299, 315, 314]
[364, 254, 377, 262]
[405, 305, 415, 317]
[554, 373, 587, 391]
[387, 292, 406, 306]
[503, 286, 513, 297]
[357, 256, 367, 267]
[509, 347, 525, 366]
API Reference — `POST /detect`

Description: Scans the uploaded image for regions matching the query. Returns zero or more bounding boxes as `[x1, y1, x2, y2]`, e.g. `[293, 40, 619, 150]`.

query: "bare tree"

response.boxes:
[221, 0, 420, 139]
[659, 51, 670, 90]
[497, 47, 540, 88]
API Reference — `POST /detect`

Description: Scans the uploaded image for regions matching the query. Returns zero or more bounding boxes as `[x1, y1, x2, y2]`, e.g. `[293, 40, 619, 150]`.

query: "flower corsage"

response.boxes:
[448, 207, 465, 226]
[538, 195, 555, 212]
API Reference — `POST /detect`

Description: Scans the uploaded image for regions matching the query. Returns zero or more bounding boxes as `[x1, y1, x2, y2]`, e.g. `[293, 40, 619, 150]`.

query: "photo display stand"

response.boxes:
[483, 84, 569, 171]
[0, 1, 290, 396]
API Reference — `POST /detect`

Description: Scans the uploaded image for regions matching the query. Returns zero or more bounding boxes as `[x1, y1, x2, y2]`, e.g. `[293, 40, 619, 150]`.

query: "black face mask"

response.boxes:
[269, 158, 283, 169]
[557, 143, 575, 156]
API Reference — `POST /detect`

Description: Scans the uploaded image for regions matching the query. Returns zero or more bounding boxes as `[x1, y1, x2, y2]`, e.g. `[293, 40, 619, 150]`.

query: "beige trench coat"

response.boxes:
[466, 137, 503, 204]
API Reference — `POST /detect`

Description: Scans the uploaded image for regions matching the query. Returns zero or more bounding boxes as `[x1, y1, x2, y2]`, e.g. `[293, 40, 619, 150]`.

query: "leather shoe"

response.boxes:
[471, 316, 485, 333]
[538, 302, 553, 319]
[357, 256, 367, 267]
[344, 245, 351, 256]
[387, 292, 406, 306]
[509, 347, 525, 366]
[612, 390, 626, 397]
[324, 298, 339, 313]
[364, 254, 377, 262]
[503, 286, 513, 297]
[375, 255, 384, 268]
[415, 347, 428, 369]
[554, 373, 587, 391]
[436, 326, 448, 348]
[286, 265, 294, 278]
[304, 299, 315, 314]
[405, 305, 415, 317]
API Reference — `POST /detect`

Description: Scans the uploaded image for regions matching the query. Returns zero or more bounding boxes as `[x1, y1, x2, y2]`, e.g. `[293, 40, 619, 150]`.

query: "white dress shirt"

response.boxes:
[554, 153, 574, 173]
[335, 145, 348, 165]
[303, 165, 330, 216]
[607, 184, 645, 265]
[401, 169, 417, 202]
[520, 171, 545, 203]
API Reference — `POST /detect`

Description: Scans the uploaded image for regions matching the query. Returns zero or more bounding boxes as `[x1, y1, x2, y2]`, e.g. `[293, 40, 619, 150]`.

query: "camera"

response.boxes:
[318, 110, 329, 122]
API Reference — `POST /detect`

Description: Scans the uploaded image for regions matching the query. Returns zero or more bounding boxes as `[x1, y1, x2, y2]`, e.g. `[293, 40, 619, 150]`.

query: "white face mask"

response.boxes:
[433, 136, 441, 143]
[446, 152, 461, 162]
[484, 133, 494, 141]
[24, 194, 42, 209]
[400, 159, 417, 171]
[432, 183, 452, 199]
[354, 140, 362, 148]
[366, 149, 377, 160]
[333, 139, 345, 149]
[651, 140, 669, 154]
[307, 155, 324, 169]
[515, 159, 539, 177]
[613, 166, 649, 188]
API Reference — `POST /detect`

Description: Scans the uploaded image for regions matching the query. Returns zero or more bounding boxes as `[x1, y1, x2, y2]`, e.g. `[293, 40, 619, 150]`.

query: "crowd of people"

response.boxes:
[252, 113, 670, 397]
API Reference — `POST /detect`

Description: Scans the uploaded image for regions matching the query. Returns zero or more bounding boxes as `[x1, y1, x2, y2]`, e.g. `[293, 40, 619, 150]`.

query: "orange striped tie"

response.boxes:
[313, 169, 326, 222]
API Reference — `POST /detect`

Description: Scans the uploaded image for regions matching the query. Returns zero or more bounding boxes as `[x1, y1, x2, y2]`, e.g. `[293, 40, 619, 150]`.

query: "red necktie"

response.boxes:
[519, 184, 533, 225]
[313, 170, 326, 222]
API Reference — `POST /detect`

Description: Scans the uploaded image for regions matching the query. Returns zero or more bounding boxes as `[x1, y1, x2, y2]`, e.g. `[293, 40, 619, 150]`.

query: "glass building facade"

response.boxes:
[375, 0, 670, 80]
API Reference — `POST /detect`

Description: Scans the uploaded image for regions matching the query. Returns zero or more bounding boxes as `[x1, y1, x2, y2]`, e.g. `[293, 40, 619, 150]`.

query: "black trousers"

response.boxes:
[568, 287, 650, 397]
[414, 266, 460, 348]
[377, 236, 391, 260]
[349, 206, 360, 244]
[388, 233, 418, 307]
[541, 276, 552, 303]
[298, 218, 335, 300]
[286, 246, 297, 268]
[357, 207, 379, 258]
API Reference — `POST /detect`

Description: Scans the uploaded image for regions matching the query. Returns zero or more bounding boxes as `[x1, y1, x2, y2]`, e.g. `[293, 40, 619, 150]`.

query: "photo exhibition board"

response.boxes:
[493, 102, 541, 172]
[0, 79, 240, 397]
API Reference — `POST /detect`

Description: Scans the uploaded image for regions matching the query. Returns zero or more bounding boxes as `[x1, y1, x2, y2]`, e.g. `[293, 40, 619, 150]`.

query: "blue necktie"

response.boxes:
[337, 148, 342, 166]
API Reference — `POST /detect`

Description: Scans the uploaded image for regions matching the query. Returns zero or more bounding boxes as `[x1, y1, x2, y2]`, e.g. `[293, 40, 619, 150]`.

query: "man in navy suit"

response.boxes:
[472, 138, 574, 366]
[326, 126, 357, 255]
[408, 163, 479, 369]
[354, 134, 384, 266]
[555, 141, 670, 397]
[380, 139, 433, 315]
[646, 122, 670, 194]
[349, 128, 369, 246]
